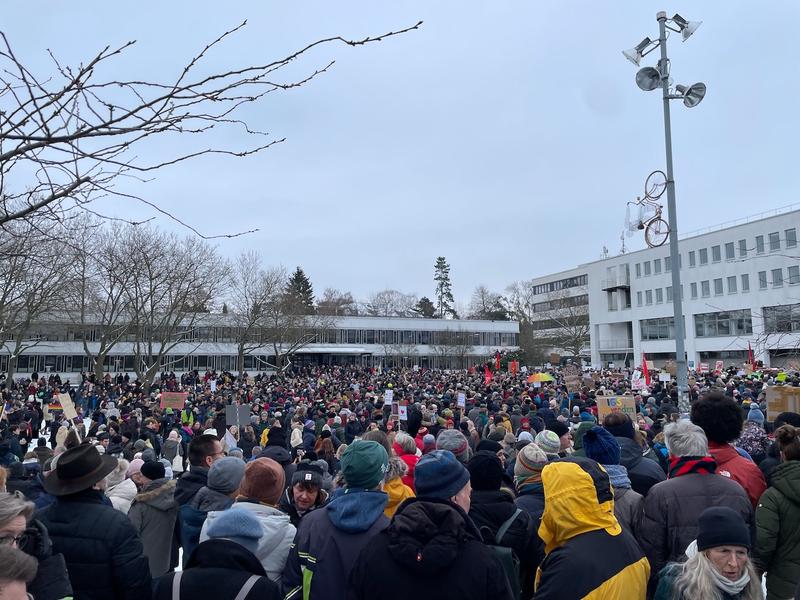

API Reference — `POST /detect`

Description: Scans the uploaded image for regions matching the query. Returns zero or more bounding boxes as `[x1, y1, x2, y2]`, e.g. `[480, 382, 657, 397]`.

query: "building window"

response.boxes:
[637, 291, 642, 306]
[773, 268, 784, 287]
[701, 280, 710, 297]
[712, 245, 721, 262]
[641, 316, 680, 340]
[756, 235, 765, 254]
[689, 251, 696, 267]
[741, 273, 750, 292]
[644, 261, 652, 276]
[738, 239, 748, 258]
[655, 288, 663, 303]
[725, 242, 735, 260]
[694, 309, 753, 338]
[654, 258, 661, 274]
[789, 265, 800, 285]
[714, 278, 723, 296]
[769, 232, 781, 252]
[644, 290, 652, 305]
[699, 248, 708, 265]
[727, 276, 737, 294]
[666, 286, 673, 302]
[691, 282, 698, 299]
[635, 263, 641, 278]
[763, 303, 800, 333]
[759, 271, 768, 289]
[787, 228, 798, 249]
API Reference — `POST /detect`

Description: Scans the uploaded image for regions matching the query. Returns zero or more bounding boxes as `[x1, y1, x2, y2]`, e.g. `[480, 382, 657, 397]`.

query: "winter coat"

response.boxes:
[107, 477, 138, 514]
[616, 436, 666, 496]
[35, 488, 152, 600]
[709, 441, 767, 508]
[302, 429, 316, 453]
[640, 472, 754, 590]
[515, 483, 546, 585]
[179, 504, 207, 566]
[174, 467, 208, 506]
[201, 500, 295, 582]
[129, 478, 179, 578]
[278, 486, 329, 527]
[191, 486, 233, 512]
[290, 426, 303, 449]
[162, 439, 184, 473]
[383, 458, 415, 519]
[344, 420, 363, 443]
[154, 539, 280, 600]
[282, 489, 389, 600]
[614, 486, 643, 540]
[736, 422, 771, 465]
[266, 426, 287, 449]
[654, 563, 748, 600]
[755, 460, 800, 600]
[392, 444, 419, 491]
[348, 498, 514, 600]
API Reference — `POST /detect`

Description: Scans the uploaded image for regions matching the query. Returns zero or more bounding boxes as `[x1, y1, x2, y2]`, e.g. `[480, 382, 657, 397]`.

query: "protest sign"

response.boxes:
[384, 389, 394, 406]
[658, 372, 671, 383]
[58, 393, 78, 420]
[549, 353, 561, 366]
[564, 364, 581, 392]
[398, 403, 408, 421]
[664, 360, 677, 377]
[209, 379, 217, 392]
[596, 395, 637, 422]
[714, 360, 724, 374]
[699, 363, 709, 373]
[160, 392, 188, 410]
[582, 375, 595, 390]
[744, 363, 754, 375]
[767, 386, 800, 421]
[457, 392, 466, 408]
[225, 404, 252, 429]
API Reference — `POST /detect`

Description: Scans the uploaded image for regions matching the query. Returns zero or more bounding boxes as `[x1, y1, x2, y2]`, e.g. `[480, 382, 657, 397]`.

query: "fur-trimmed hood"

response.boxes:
[134, 478, 177, 511]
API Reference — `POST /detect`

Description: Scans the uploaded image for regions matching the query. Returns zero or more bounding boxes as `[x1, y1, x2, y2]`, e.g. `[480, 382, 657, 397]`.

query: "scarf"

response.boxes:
[709, 561, 751, 595]
[603, 464, 631, 489]
[515, 475, 543, 495]
[668, 455, 717, 479]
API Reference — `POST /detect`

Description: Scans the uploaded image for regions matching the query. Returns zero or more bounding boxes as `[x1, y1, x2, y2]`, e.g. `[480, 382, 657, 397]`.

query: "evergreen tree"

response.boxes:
[284, 266, 315, 314]
[412, 296, 436, 318]
[433, 257, 457, 319]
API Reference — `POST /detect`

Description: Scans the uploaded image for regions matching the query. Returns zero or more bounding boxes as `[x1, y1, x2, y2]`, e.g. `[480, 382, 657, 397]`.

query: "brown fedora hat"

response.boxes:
[44, 443, 118, 496]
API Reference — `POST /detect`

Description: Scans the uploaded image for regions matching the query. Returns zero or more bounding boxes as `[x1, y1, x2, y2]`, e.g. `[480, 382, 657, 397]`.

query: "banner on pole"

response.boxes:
[160, 392, 188, 409]
[596, 395, 637, 422]
[58, 393, 78, 420]
[384, 389, 394, 406]
[457, 392, 466, 408]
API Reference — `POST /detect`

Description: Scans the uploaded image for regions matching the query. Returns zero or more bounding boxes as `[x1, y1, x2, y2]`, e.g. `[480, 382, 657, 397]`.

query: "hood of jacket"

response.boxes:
[617, 436, 644, 471]
[771, 460, 800, 503]
[135, 478, 177, 511]
[539, 457, 621, 554]
[326, 489, 388, 533]
[191, 486, 233, 512]
[107, 478, 138, 502]
[387, 498, 480, 574]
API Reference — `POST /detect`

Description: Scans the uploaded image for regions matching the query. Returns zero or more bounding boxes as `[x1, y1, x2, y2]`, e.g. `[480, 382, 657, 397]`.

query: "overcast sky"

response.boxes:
[4, 2, 799, 305]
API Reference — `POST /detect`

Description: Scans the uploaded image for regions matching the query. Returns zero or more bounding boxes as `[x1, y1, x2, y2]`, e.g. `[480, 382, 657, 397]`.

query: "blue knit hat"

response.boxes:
[747, 406, 765, 425]
[583, 426, 621, 466]
[206, 507, 262, 554]
[415, 450, 471, 500]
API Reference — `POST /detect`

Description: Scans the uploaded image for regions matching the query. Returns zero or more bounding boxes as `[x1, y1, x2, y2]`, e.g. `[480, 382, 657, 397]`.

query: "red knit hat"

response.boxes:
[237, 458, 285, 505]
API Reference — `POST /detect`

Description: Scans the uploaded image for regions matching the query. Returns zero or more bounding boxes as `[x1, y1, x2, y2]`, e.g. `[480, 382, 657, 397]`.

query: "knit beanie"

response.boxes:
[488, 428, 507, 442]
[547, 420, 569, 439]
[696, 506, 751, 551]
[208, 456, 246, 494]
[340, 440, 389, 490]
[467, 451, 504, 491]
[238, 458, 285, 505]
[476, 439, 502, 454]
[747, 407, 765, 425]
[422, 434, 436, 447]
[583, 426, 621, 466]
[140, 460, 165, 481]
[291, 461, 324, 489]
[126, 458, 144, 479]
[206, 508, 262, 554]
[535, 430, 561, 456]
[436, 430, 472, 464]
[517, 431, 534, 444]
[415, 450, 471, 500]
[514, 442, 548, 479]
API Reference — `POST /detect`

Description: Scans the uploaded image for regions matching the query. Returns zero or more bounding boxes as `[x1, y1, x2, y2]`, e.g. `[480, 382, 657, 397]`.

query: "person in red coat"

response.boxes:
[691, 391, 767, 508]
[392, 432, 419, 492]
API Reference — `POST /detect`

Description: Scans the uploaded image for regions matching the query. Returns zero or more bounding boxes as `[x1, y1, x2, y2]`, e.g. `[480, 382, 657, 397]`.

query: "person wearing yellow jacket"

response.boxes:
[534, 456, 650, 599]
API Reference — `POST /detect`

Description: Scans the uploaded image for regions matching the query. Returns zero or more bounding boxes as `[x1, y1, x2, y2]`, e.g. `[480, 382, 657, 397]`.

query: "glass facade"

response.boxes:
[694, 310, 753, 338]
[764, 303, 800, 333]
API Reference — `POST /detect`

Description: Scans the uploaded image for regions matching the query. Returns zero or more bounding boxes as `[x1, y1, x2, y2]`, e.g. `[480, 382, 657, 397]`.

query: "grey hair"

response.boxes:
[664, 420, 709, 457]
[0, 492, 34, 528]
[0, 546, 38, 583]
[393, 432, 417, 455]
[671, 550, 762, 600]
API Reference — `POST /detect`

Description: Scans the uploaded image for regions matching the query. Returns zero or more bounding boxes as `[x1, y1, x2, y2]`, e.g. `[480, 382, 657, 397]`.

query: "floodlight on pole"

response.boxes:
[635, 67, 662, 92]
[622, 37, 655, 66]
[671, 14, 702, 41]
[675, 83, 706, 108]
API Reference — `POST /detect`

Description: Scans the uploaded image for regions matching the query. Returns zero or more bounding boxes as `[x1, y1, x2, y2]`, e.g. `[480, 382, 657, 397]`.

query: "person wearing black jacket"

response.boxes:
[175, 434, 223, 506]
[344, 413, 363, 444]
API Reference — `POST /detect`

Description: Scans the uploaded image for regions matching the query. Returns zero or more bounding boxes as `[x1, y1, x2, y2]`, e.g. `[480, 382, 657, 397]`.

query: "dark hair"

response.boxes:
[602, 412, 630, 429]
[690, 391, 743, 444]
[0, 545, 37, 583]
[775, 425, 800, 461]
[361, 429, 392, 456]
[187, 434, 220, 467]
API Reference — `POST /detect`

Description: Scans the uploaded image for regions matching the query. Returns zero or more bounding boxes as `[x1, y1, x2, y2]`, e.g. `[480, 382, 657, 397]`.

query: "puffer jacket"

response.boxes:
[383, 457, 414, 519]
[709, 441, 767, 509]
[603, 464, 643, 539]
[191, 486, 233, 512]
[755, 460, 800, 600]
[128, 478, 179, 578]
[35, 488, 151, 600]
[736, 421, 771, 464]
[282, 488, 389, 600]
[640, 471, 754, 591]
[392, 443, 418, 491]
[616, 436, 666, 496]
[201, 499, 295, 582]
[348, 498, 514, 600]
[107, 478, 138, 515]
[175, 467, 208, 506]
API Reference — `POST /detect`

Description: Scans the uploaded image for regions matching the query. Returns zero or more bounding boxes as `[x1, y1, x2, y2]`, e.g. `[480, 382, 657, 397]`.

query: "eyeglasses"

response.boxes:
[0, 533, 27, 547]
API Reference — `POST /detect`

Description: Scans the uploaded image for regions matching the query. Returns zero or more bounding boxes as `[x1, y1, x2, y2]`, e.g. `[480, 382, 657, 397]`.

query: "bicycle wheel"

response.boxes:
[645, 217, 670, 247]
[645, 170, 667, 200]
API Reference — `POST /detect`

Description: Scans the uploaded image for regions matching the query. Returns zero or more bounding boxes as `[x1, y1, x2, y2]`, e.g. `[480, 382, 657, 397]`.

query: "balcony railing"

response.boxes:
[601, 275, 631, 291]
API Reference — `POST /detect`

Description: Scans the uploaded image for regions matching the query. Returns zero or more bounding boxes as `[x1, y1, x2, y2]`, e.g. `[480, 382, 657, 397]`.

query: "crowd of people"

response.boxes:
[0, 361, 798, 599]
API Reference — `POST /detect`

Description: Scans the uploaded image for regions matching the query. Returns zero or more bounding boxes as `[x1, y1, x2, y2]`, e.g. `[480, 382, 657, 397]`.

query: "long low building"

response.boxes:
[0, 315, 520, 376]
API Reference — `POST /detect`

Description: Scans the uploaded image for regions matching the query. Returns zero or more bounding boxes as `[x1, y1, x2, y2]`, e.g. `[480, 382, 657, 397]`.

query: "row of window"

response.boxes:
[531, 275, 588, 296]
[764, 303, 800, 333]
[638, 305, 800, 339]
[533, 294, 589, 313]
[634, 227, 798, 278]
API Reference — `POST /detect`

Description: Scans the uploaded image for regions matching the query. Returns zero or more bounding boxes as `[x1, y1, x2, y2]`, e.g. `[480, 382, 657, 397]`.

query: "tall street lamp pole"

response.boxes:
[624, 11, 706, 413]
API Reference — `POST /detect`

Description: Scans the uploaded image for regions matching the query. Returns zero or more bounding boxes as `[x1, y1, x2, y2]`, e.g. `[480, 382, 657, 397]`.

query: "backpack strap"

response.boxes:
[495, 508, 523, 545]
[171, 571, 183, 600]
[233, 575, 260, 600]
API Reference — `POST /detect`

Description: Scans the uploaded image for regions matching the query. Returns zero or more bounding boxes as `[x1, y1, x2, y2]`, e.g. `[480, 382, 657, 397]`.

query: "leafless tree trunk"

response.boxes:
[366, 289, 418, 317]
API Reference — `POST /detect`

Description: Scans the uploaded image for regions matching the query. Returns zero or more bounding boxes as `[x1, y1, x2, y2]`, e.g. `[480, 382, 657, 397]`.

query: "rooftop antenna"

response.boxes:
[601, 245, 609, 259]
[620, 231, 627, 254]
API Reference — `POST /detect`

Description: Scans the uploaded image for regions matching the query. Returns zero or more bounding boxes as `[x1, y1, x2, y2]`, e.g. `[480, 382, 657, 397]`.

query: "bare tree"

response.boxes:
[261, 289, 332, 371]
[431, 329, 475, 369]
[468, 285, 509, 320]
[317, 288, 359, 316]
[505, 280, 561, 365]
[124, 226, 222, 390]
[366, 289, 418, 317]
[0, 21, 421, 232]
[539, 288, 590, 360]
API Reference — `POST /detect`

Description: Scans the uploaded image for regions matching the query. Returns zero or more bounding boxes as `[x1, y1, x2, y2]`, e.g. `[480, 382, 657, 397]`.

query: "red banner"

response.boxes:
[484, 365, 492, 386]
[509, 360, 519, 375]
[642, 353, 651, 386]
[494, 351, 501, 372]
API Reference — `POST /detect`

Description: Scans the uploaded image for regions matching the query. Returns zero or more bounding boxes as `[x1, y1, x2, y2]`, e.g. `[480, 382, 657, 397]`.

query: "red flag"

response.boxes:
[642, 353, 651, 386]
[495, 351, 501, 371]
[747, 342, 755, 367]
[484, 365, 492, 385]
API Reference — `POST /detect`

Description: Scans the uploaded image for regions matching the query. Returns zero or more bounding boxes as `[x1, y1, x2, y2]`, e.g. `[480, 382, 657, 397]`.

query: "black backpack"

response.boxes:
[480, 508, 523, 600]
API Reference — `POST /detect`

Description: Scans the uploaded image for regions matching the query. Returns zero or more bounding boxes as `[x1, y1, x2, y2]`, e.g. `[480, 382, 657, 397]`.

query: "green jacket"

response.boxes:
[654, 564, 745, 600]
[755, 460, 800, 600]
